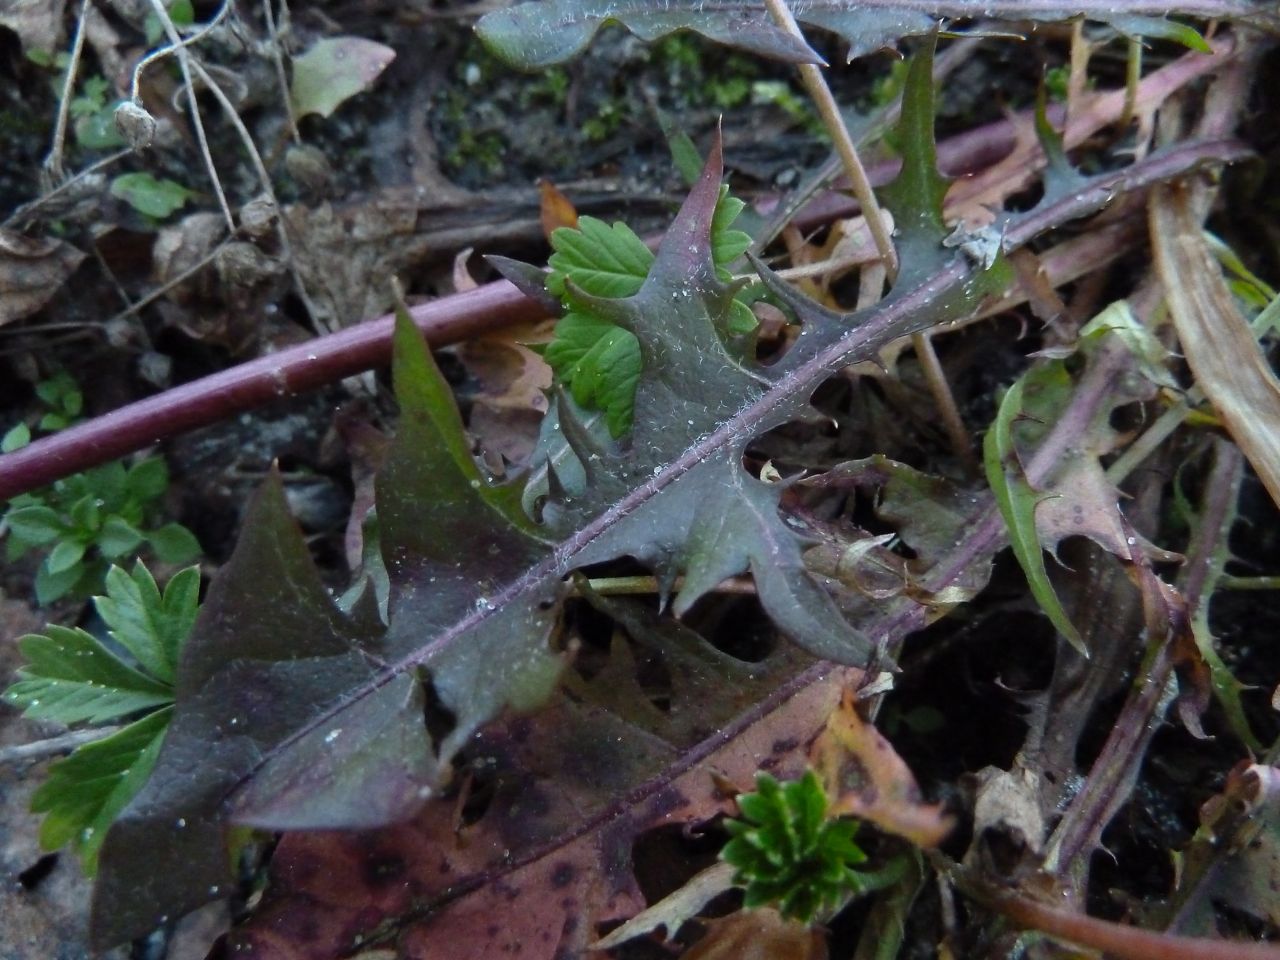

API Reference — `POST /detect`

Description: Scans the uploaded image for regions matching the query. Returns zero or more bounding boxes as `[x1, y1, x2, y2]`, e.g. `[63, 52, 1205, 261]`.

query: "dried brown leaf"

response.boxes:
[1151, 183, 1280, 508]
[538, 178, 579, 239]
[228, 667, 859, 959]
[682, 909, 828, 960]
[593, 861, 738, 949]
[0, 230, 85, 325]
[455, 319, 554, 466]
[0, 0, 66, 53]
[812, 689, 954, 849]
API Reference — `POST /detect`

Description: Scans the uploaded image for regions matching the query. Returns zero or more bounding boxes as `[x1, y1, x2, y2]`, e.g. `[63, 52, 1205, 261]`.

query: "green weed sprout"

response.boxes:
[3, 375, 200, 604]
[722, 770, 885, 923]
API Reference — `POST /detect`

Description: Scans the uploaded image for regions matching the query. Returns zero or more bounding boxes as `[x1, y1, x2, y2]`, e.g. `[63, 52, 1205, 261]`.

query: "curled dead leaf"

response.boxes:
[0, 230, 85, 325]
[1151, 182, 1280, 508]
[455, 319, 554, 467]
[0, 0, 65, 53]
[592, 861, 738, 949]
[683, 908, 828, 960]
[811, 688, 954, 849]
[538, 178, 579, 238]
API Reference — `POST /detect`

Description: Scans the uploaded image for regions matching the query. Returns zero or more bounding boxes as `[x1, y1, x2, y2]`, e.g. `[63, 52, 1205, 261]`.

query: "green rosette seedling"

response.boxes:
[722, 770, 900, 923]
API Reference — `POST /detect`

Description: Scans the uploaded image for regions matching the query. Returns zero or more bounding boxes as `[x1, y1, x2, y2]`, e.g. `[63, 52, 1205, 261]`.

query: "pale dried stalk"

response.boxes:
[761, 0, 975, 466]
[760, 0, 897, 277]
[140, 0, 235, 231]
[1151, 182, 1280, 508]
[43, 0, 92, 183]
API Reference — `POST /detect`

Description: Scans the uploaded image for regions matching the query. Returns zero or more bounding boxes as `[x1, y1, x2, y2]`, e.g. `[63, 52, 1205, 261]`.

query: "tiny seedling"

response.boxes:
[3, 375, 200, 603]
[722, 770, 898, 923]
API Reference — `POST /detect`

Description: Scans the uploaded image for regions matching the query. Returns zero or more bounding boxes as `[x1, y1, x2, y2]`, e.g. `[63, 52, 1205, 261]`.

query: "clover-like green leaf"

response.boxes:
[4, 624, 172, 725]
[543, 188, 757, 435]
[4, 563, 201, 874]
[4, 562, 199, 723]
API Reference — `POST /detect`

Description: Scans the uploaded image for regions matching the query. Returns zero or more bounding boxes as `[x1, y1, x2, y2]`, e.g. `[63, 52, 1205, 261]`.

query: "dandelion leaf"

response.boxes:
[476, 0, 1256, 69]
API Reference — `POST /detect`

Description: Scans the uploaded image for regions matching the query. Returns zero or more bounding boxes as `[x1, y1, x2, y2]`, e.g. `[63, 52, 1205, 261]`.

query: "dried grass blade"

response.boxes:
[1151, 183, 1280, 507]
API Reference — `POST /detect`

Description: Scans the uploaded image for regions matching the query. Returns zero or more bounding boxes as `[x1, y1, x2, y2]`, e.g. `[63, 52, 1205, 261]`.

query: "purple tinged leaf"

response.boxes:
[377, 312, 567, 760]
[90, 472, 390, 947]
[231, 673, 435, 830]
[476, 0, 823, 70]
[475, 0, 1261, 70]
[485, 255, 563, 315]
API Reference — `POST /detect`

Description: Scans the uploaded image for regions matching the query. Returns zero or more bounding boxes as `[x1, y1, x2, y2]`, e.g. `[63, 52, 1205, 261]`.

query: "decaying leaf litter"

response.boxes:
[0, 2, 1279, 959]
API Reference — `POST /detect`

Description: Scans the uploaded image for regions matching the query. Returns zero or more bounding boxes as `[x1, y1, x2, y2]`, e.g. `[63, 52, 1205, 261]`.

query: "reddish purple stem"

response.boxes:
[0, 282, 542, 501]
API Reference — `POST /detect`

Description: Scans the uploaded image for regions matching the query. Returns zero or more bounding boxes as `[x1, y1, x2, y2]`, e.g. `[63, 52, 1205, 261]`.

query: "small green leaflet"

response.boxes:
[543, 188, 754, 436]
[982, 375, 1085, 655]
[4, 624, 172, 725]
[3, 562, 199, 873]
[33, 709, 171, 875]
[110, 173, 194, 220]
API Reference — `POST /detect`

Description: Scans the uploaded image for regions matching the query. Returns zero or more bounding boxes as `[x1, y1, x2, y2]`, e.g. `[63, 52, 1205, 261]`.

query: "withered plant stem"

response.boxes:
[760, 0, 897, 278]
[912, 332, 979, 475]
[1122, 37, 1143, 128]
[947, 857, 1280, 960]
[43, 0, 90, 183]
[759, 0, 975, 467]
[141, 0, 235, 231]
[581, 575, 756, 597]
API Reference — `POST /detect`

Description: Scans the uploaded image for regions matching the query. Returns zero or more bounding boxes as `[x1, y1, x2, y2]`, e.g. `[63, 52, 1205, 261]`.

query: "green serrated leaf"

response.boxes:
[95, 563, 200, 685]
[547, 217, 654, 299]
[711, 189, 751, 264]
[4, 625, 173, 725]
[543, 191, 756, 435]
[33, 708, 171, 875]
[544, 313, 641, 438]
[721, 770, 873, 923]
[983, 375, 1085, 655]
